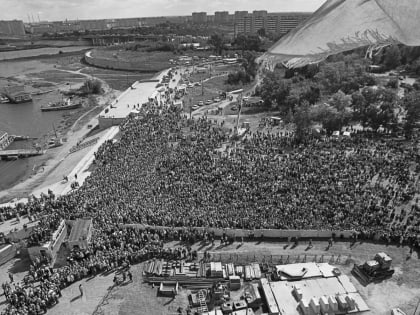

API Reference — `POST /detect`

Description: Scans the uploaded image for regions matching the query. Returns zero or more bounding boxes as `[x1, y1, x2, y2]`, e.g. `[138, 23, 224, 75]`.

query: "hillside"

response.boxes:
[264, 0, 420, 68]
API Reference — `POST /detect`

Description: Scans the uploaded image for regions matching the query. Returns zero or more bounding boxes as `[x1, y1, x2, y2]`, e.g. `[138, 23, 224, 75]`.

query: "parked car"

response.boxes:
[198, 101, 204, 106]
[214, 97, 221, 103]
[205, 100, 213, 105]
[231, 106, 238, 111]
[192, 105, 199, 110]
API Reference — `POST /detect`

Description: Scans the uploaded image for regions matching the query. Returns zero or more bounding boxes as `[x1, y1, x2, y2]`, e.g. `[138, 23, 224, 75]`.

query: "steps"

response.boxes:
[197, 289, 208, 314]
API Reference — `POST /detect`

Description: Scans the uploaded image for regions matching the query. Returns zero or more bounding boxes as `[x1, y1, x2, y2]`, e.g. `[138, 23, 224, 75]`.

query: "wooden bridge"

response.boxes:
[0, 149, 45, 160]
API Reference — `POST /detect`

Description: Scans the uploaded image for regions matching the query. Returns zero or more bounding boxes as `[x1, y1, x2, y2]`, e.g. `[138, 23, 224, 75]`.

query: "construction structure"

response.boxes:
[143, 258, 370, 315]
[352, 252, 395, 285]
[27, 220, 67, 264]
[67, 218, 93, 250]
[0, 20, 25, 36]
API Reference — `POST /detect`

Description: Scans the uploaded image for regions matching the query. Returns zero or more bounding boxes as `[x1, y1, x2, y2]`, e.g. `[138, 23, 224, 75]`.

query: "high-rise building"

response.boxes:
[214, 11, 229, 24]
[266, 15, 279, 34]
[0, 20, 25, 36]
[277, 13, 310, 34]
[252, 10, 267, 33]
[192, 12, 207, 24]
[234, 11, 311, 36]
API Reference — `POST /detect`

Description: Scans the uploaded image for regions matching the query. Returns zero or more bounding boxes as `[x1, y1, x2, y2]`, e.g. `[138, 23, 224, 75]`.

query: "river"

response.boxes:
[0, 91, 67, 191]
[0, 46, 91, 61]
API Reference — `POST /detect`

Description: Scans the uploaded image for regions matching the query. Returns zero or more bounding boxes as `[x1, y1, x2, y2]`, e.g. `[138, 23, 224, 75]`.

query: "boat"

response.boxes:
[47, 138, 63, 148]
[0, 95, 10, 103]
[7, 93, 32, 104]
[41, 98, 82, 112]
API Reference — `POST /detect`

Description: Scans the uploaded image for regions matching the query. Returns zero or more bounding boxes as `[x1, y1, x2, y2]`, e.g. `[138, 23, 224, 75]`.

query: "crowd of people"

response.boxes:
[0, 101, 419, 313]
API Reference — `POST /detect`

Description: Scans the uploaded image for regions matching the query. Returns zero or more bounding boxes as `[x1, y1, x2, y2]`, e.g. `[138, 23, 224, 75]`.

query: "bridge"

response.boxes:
[0, 149, 45, 160]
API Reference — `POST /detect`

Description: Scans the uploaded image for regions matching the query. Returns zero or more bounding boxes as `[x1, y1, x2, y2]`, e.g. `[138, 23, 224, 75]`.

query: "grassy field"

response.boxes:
[80, 67, 153, 91]
[90, 49, 173, 72]
[27, 70, 86, 84]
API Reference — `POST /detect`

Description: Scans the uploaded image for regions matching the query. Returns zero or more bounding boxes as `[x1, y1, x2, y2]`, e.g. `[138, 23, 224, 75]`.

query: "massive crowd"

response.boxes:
[1, 100, 420, 313]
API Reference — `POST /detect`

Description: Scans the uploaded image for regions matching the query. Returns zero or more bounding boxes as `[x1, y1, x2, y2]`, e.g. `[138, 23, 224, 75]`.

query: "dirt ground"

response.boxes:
[88, 240, 419, 315]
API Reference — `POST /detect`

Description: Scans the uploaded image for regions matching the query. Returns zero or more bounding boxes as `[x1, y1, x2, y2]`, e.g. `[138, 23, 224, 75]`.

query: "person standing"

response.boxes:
[79, 284, 83, 297]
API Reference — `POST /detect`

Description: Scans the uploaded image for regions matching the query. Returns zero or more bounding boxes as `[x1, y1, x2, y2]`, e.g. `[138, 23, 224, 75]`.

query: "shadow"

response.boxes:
[163, 297, 175, 305]
[8, 257, 31, 274]
[85, 275, 96, 282]
[325, 246, 330, 251]
[100, 269, 115, 277]
[283, 244, 289, 249]
[196, 243, 208, 252]
[305, 246, 312, 252]
[290, 243, 298, 249]
[70, 295, 81, 303]
[236, 244, 242, 249]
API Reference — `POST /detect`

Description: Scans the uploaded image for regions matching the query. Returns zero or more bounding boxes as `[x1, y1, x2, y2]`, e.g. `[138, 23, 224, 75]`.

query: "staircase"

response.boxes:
[197, 290, 208, 314]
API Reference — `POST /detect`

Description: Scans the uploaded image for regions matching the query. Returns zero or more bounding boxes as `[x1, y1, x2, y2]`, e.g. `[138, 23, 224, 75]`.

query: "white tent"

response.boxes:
[261, 0, 420, 68]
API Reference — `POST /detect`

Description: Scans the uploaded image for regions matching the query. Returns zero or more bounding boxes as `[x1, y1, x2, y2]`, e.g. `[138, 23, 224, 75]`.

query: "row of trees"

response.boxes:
[256, 47, 420, 138]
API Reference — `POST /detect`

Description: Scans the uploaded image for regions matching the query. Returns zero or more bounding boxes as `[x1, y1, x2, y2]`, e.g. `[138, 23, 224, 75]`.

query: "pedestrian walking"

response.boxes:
[79, 284, 83, 297]
[8, 273, 13, 283]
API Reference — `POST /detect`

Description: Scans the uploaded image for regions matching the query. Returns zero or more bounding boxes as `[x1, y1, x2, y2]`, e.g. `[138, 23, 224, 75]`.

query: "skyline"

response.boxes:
[1, 0, 325, 22]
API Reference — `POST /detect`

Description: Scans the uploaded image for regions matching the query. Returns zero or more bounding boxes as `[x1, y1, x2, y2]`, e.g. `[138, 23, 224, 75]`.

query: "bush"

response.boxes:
[225, 70, 251, 85]
[386, 78, 399, 89]
[80, 79, 103, 95]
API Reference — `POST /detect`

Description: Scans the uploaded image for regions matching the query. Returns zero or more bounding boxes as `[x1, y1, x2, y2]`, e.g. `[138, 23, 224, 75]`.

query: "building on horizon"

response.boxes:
[0, 20, 25, 36]
[192, 12, 207, 24]
[214, 11, 230, 24]
[234, 11, 312, 37]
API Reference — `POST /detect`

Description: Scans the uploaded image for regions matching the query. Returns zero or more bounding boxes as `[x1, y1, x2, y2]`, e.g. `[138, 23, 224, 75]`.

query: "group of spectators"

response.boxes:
[0, 101, 419, 313]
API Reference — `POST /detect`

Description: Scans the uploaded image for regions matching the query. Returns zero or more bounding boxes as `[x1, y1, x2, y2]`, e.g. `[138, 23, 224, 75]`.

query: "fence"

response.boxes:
[122, 224, 355, 240]
[207, 252, 354, 266]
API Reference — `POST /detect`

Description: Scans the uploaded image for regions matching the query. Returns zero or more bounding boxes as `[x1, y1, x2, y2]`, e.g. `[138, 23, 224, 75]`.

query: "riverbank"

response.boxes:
[0, 84, 120, 203]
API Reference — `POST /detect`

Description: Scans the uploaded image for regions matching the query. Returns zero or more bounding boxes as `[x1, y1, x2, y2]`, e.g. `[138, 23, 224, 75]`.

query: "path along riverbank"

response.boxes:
[0, 67, 175, 206]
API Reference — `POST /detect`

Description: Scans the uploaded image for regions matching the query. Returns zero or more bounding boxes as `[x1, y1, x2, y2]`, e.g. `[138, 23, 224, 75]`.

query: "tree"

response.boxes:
[208, 34, 225, 55]
[329, 90, 351, 112]
[293, 101, 312, 141]
[383, 45, 402, 70]
[233, 34, 262, 52]
[257, 28, 266, 38]
[259, 71, 290, 108]
[402, 91, 420, 136]
[311, 104, 351, 134]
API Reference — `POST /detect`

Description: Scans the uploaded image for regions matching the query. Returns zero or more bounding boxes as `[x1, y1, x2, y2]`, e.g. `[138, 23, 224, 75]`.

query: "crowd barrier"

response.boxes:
[121, 224, 355, 240]
[0, 244, 16, 266]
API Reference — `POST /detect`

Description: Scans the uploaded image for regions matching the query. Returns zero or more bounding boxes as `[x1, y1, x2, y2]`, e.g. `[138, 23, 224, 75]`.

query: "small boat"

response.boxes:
[7, 93, 32, 103]
[48, 138, 63, 148]
[41, 98, 82, 112]
[0, 95, 10, 103]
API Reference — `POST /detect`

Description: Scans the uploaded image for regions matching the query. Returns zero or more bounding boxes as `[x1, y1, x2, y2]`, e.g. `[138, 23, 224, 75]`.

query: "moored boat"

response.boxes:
[0, 94, 10, 103]
[41, 99, 82, 112]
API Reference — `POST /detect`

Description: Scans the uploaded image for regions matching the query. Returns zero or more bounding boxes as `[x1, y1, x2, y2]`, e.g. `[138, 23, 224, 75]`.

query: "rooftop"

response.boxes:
[68, 218, 92, 243]
[269, 274, 369, 315]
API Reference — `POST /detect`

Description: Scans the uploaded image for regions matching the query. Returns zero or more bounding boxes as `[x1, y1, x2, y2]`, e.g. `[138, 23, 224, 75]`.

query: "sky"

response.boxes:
[1, 0, 326, 22]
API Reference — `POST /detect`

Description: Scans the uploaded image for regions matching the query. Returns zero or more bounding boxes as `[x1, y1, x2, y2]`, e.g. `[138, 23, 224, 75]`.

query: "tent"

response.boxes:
[261, 0, 420, 68]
